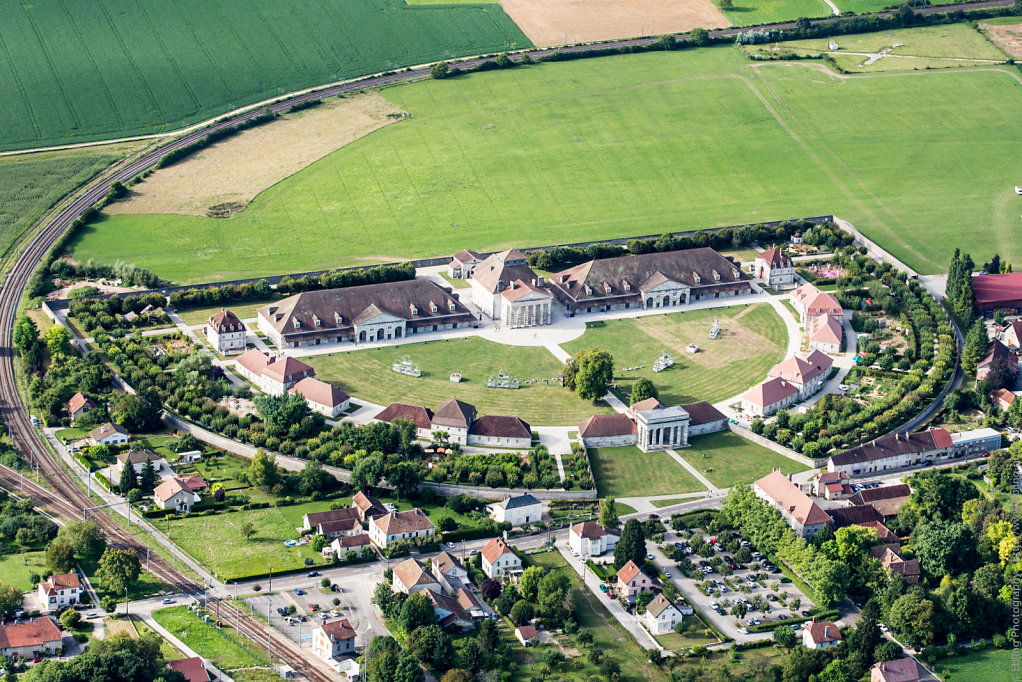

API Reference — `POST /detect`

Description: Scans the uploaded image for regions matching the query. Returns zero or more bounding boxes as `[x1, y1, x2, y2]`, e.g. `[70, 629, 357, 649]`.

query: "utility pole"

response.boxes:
[146, 547, 150, 573]
[235, 582, 240, 634]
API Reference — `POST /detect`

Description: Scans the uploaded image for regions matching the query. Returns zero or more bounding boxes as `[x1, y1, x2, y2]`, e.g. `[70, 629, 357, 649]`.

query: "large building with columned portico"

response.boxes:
[578, 399, 727, 452]
[468, 249, 554, 327]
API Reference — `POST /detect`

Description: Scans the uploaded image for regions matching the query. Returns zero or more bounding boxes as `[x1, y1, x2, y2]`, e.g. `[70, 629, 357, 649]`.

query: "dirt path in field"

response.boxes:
[499, 0, 729, 47]
[107, 92, 404, 217]
[983, 23, 1022, 58]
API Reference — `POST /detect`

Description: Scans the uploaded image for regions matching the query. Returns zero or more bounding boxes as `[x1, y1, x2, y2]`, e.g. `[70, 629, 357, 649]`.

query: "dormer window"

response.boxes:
[585, 285, 593, 295]
[431, 303, 438, 313]
[335, 312, 343, 324]
[448, 300, 456, 311]
[623, 280, 631, 292]
[712, 270, 720, 282]
[313, 315, 322, 327]
[411, 305, 418, 315]
[293, 319, 301, 329]
[604, 282, 612, 294]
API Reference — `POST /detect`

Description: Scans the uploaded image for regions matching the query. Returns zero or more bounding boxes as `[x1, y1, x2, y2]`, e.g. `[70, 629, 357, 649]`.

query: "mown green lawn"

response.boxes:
[152, 606, 269, 669]
[937, 648, 1014, 681]
[588, 446, 704, 498]
[306, 336, 612, 426]
[563, 304, 787, 406]
[0, 0, 529, 151]
[679, 431, 809, 488]
[177, 300, 279, 326]
[0, 550, 47, 591]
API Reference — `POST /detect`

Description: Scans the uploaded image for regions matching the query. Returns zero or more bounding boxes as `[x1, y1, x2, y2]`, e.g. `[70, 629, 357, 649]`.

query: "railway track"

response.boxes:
[0, 1, 1011, 677]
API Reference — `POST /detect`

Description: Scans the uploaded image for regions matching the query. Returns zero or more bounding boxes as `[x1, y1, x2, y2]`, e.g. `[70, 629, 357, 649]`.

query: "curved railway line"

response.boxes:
[0, 1, 1010, 676]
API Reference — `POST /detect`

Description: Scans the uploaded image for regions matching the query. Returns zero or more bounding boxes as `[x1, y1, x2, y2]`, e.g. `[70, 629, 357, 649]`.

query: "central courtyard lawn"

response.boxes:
[152, 606, 269, 669]
[588, 446, 704, 498]
[305, 336, 612, 426]
[563, 304, 787, 406]
[70, 34, 1022, 280]
[679, 431, 809, 488]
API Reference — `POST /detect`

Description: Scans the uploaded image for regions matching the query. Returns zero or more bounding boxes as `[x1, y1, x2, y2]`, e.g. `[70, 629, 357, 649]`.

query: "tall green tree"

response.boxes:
[253, 392, 312, 431]
[57, 521, 106, 561]
[629, 378, 658, 404]
[119, 461, 138, 494]
[564, 348, 614, 401]
[97, 548, 141, 603]
[44, 326, 73, 357]
[599, 497, 619, 529]
[45, 539, 77, 573]
[399, 592, 435, 632]
[248, 448, 279, 489]
[961, 318, 988, 376]
[388, 461, 422, 500]
[613, 518, 646, 569]
[138, 459, 158, 493]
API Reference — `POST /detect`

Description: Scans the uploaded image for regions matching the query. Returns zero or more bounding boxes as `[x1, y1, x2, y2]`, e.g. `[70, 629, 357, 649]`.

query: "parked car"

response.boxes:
[307, 571, 320, 578]
[276, 608, 287, 616]
[664, 571, 671, 578]
[646, 553, 655, 561]
[801, 610, 811, 617]
[162, 598, 175, 604]
[777, 614, 789, 620]
[293, 588, 304, 595]
[86, 612, 97, 619]
[446, 542, 456, 549]
[648, 513, 660, 519]
[599, 584, 608, 593]
[308, 603, 318, 611]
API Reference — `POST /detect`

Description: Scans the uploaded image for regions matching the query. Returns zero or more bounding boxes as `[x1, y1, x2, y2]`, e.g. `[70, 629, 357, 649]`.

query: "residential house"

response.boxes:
[791, 284, 844, 325]
[996, 319, 1022, 350]
[431, 399, 477, 445]
[468, 249, 553, 326]
[455, 587, 489, 621]
[992, 387, 1017, 411]
[373, 402, 435, 438]
[311, 618, 356, 661]
[67, 393, 96, 422]
[568, 521, 619, 557]
[0, 618, 63, 658]
[368, 508, 435, 548]
[116, 450, 169, 476]
[870, 658, 924, 682]
[739, 377, 800, 417]
[392, 558, 441, 595]
[643, 593, 685, 635]
[351, 491, 388, 523]
[813, 471, 854, 500]
[548, 247, 751, 315]
[808, 313, 843, 354]
[235, 350, 315, 395]
[977, 340, 1018, 389]
[431, 551, 469, 593]
[205, 309, 246, 353]
[302, 508, 362, 534]
[448, 249, 483, 279]
[487, 493, 542, 527]
[426, 590, 475, 631]
[167, 657, 211, 682]
[289, 377, 350, 418]
[753, 470, 832, 538]
[801, 620, 842, 649]
[257, 280, 474, 348]
[328, 534, 372, 558]
[514, 626, 538, 646]
[481, 537, 521, 579]
[468, 415, 532, 448]
[616, 561, 653, 602]
[152, 478, 202, 513]
[766, 350, 833, 401]
[754, 247, 794, 287]
[37, 573, 82, 610]
[89, 422, 129, 447]
[849, 484, 912, 520]
[869, 544, 920, 584]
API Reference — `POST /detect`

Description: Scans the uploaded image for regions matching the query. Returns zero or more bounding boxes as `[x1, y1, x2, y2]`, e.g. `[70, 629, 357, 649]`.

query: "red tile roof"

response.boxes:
[322, 618, 356, 641]
[372, 508, 435, 535]
[167, 657, 210, 682]
[67, 392, 95, 414]
[48, 573, 81, 590]
[646, 593, 678, 617]
[754, 471, 832, 527]
[681, 401, 727, 426]
[804, 620, 841, 644]
[290, 377, 349, 408]
[352, 491, 388, 518]
[757, 247, 792, 268]
[207, 309, 244, 334]
[578, 413, 636, 438]
[768, 350, 833, 386]
[871, 657, 923, 682]
[468, 415, 531, 439]
[741, 377, 798, 408]
[0, 618, 62, 649]
[237, 350, 314, 384]
[375, 403, 434, 430]
[616, 560, 642, 585]
[570, 520, 616, 541]
[481, 537, 514, 565]
[972, 272, 1022, 305]
[432, 399, 477, 428]
[393, 558, 439, 591]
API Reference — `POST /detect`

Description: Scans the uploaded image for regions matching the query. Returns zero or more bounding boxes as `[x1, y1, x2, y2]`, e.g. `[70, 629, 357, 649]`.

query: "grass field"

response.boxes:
[0, 550, 47, 591]
[937, 648, 1014, 681]
[744, 23, 1009, 72]
[588, 446, 704, 498]
[563, 304, 788, 405]
[724, 0, 834, 26]
[177, 300, 277, 326]
[0, 0, 529, 151]
[152, 606, 269, 669]
[0, 149, 120, 267]
[305, 336, 613, 426]
[679, 431, 809, 488]
[73, 43, 1022, 279]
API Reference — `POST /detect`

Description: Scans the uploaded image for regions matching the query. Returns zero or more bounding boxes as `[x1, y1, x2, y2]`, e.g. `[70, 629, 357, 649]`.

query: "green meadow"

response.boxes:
[73, 44, 1022, 279]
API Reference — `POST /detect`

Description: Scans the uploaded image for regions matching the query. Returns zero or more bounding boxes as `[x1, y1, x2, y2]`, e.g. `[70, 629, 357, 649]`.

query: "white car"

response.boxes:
[86, 612, 97, 619]
[446, 542, 456, 549]
[664, 571, 671, 578]
[330, 610, 341, 617]
[839, 384, 849, 391]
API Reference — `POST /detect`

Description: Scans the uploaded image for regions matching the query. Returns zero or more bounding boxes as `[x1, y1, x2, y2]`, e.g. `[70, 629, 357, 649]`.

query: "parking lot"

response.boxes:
[644, 519, 815, 643]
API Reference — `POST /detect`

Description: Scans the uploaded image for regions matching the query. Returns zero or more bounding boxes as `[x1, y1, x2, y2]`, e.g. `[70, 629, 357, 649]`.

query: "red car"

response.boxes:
[307, 603, 318, 611]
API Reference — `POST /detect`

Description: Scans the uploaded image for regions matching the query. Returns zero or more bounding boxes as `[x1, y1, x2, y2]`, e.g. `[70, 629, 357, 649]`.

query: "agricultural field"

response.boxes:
[724, 0, 835, 26]
[679, 431, 809, 488]
[305, 336, 613, 426]
[0, 0, 529, 152]
[73, 42, 1022, 280]
[0, 148, 121, 270]
[981, 16, 1022, 58]
[587, 445, 704, 497]
[563, 304, 788, 406]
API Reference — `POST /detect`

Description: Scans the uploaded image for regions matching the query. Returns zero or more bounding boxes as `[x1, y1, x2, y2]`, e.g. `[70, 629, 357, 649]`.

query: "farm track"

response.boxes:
[0, 0, 1010, 675]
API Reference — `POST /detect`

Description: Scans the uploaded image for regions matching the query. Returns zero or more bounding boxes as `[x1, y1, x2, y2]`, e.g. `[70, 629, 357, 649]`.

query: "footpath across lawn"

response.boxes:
[588, 446, 704, 498]
[679, 431, 809, 488]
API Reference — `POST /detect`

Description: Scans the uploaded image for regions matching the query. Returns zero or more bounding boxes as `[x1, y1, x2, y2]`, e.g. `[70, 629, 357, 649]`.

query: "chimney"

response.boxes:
[531, 278, 537, 287]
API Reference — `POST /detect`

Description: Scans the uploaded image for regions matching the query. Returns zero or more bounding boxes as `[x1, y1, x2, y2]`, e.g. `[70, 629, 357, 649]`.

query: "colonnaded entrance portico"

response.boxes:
[634, 405, 690, 451]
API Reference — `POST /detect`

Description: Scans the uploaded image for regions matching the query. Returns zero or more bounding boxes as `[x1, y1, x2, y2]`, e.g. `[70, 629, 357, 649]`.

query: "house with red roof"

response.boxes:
[791, 284, 844, 325]
[616, 560, 653, 602]
[971, 272, 1022, 313]
[802, 619, 842, 649]
[153, 477, 202, 513]
[754, 247, 794, 288]
[0, 618, 63, 658]
[870, 657, 924, 682]
[204, 309, 246, 353]
[37, 573, 82, 610]
[67, 393, 96, 423]
[481, 537, 521, 579]
[813, 471, 853, 500]
[235, 350, 315, 395]
[311, 618, 356, 661]
[753, 470, 832, 538]
[289, 377, 350, 418]
[808, 313, 843, 354]
[767, 350, 833, 400]
[568, 521, 619, 557]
